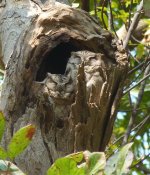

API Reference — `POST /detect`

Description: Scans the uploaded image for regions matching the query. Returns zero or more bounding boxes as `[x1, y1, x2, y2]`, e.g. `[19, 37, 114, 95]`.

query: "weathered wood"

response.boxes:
[0, 1, 128, 175]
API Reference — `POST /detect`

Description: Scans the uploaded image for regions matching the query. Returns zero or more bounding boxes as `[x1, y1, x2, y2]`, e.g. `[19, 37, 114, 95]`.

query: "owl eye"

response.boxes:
[36, 42, 78, 82]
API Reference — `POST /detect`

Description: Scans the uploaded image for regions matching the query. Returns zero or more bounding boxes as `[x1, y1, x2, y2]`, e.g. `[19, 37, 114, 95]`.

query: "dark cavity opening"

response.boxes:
[56, 118, 64, 129]
[36, 42, 78, 81]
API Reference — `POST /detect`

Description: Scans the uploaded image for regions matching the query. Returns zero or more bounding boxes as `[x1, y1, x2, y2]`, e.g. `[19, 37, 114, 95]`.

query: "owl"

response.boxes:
[43, 50, 106, 104]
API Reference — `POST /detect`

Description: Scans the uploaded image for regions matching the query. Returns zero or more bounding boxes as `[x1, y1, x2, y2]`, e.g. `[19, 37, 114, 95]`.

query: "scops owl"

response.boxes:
[43, 50, 109, 103]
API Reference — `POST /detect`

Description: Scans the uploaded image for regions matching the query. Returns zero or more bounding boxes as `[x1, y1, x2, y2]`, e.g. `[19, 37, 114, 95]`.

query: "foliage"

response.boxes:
[0, 160, 25, 175]
[0, 111, 35, 174]
[47, 143, 133, 175]
[143, 0, 150, 17]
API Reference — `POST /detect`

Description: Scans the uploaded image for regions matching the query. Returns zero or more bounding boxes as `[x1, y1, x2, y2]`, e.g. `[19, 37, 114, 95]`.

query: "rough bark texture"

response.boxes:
[0, 1, 128, 175]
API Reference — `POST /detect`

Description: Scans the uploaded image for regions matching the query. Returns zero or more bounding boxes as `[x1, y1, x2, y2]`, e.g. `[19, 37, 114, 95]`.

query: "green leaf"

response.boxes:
[111, 1, 118, 8]
[47, 156, 85, 175]
[97, 11, 108, 28]
[143, 0, 150, 17]
[47, 151, 107, 175]
[84, 151, 106, 175]
[0, 111, 5, 142]
[66, 152, 84, 162]
[121, 151, 134, 173]
[136, 44, 144, 59]
[89, 0, 94, 11]
[72, 3, 79, 8]
[0, 160, 8, 171]
[0, 160, 26, 175]
[105, 143, 133, 175]
[7, 124, 36, 160]
[0, 146, 7, 159]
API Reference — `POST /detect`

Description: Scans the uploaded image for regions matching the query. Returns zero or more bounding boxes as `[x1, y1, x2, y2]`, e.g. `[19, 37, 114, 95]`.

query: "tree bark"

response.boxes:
[0, 1, 128, 174]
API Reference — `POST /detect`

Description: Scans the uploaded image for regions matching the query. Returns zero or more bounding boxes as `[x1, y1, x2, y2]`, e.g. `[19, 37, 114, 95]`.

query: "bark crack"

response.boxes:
[40, 114, 54, 164]
[30, 0, 43, 11]
[99, 70, 122, 150]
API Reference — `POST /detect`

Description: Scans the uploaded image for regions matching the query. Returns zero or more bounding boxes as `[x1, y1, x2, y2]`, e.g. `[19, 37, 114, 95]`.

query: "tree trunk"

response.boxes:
[0, 1, 128, 174]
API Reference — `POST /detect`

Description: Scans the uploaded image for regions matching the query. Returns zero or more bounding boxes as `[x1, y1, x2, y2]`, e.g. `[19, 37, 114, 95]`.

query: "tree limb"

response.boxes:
[81, 0, 89, 12]
[136, 164, 150, 174]
[122, 64, 150, 145]
[123, 0, 143, 49]
[131, 115, 150, 141]
[124, 67, 150, 95]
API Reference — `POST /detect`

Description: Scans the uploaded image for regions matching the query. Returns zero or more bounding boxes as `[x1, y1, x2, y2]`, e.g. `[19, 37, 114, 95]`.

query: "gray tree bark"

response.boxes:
[0, 0, 128, 174]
